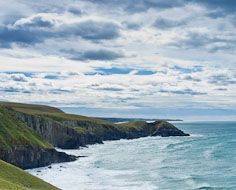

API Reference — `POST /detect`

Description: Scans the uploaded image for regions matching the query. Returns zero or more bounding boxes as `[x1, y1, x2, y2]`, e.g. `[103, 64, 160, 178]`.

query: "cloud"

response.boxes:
[0, 14, 120, 47]
[63, 49, 124, 61]
[49, 89, 75, 94]
[80, 49, 124, 61]
[208, 74, 236, 86]
[67, 6, 83, 15]
[183, 75, 201, 82]
[159, 89, 207, 96]
[171, 31, 236, 52]
[215, 88, 227, 91]
[122, 21, 142, 30]
[96, 87, 124, 91]
[44, 74, 63, 80]
[172, 65, 203, 73]
[0, 86, 21, 93]
[0, 14, 55, 45]
[68, 20, 120, 40]
[14, 15, 56, 28]
[0, 25, 44, 46]
[10, 73, 29, 82]
[153, 17, 186, 30]
[192, 0, 236, 14]
[86, 0, 185, 13]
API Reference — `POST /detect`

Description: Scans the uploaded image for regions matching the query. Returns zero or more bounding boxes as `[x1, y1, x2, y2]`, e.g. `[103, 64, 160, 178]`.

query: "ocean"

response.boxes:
[27, 121, 236, 190]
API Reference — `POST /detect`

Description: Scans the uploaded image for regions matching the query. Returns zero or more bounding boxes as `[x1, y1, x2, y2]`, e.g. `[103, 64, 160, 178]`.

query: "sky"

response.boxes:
[0, 0, 236, 120]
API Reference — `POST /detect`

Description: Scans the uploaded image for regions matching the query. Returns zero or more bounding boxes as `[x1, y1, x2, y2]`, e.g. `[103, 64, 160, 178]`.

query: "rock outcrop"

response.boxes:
[13, 111, 102, 149]
[0, 146, 76, 169]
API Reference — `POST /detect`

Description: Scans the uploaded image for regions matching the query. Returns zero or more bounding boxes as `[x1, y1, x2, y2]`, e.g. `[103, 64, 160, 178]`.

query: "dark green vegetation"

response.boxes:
[0, 160, 58, 190]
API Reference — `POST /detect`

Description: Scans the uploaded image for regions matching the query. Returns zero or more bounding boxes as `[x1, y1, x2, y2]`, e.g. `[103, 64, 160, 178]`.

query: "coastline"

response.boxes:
[26, 121, 236, 190]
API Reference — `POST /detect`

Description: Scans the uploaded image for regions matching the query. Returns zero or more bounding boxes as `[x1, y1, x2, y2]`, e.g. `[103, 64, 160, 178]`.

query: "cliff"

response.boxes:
[0, 106, 76, 169]
[1, 102, 189, 150]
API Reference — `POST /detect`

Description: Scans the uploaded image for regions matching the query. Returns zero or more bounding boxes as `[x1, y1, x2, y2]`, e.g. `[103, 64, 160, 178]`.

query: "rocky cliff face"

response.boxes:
[0, 146, 76, 169]
[0, 107, 76, 169]
[150, 121, 188, 137]
[13, 111, 103, 149]
[13, 110, 189, 150]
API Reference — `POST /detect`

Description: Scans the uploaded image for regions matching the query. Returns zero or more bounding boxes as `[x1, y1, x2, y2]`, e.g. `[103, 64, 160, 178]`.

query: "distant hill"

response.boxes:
[97, 117, 183, 123]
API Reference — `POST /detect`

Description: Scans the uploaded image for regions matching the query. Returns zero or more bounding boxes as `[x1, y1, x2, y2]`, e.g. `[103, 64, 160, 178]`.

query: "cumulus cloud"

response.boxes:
[64, 20, 120, 40]
[67, 5, 83, 15]
[0, 14, 120, 46]
[171, 30, 236, 52]
[14, 15, 56, 28]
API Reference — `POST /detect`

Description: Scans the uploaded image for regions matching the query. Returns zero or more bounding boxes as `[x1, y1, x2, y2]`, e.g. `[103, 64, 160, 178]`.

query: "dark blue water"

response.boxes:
[29, 121, 236, 190]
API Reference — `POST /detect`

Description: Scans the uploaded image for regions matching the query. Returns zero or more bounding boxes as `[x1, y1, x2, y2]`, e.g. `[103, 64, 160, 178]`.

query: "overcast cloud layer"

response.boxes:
[0, 0, 235, 120]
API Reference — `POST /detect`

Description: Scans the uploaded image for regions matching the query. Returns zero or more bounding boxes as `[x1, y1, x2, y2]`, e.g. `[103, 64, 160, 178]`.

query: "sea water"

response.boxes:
[28, 121, 236, 190]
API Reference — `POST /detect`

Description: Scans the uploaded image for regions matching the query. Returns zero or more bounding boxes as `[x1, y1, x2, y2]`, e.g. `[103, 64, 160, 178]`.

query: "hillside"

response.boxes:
[0, 160, 58, 190]
[0, 105, 76, 169]
[0, 106, 52, 150]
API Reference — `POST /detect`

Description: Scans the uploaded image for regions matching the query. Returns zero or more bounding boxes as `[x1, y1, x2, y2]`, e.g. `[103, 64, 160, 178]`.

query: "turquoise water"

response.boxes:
[28, 121, 236, 190]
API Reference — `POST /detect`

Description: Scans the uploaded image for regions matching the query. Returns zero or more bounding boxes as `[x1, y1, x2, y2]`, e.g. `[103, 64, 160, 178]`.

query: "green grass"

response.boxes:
[0, 102, 63, 115]
[0, 106, 52, 150]
[0, 160, 58, 190]
[42, 112, 111, 125]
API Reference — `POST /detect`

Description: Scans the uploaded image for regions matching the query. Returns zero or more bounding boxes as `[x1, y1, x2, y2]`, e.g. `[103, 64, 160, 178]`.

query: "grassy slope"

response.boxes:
[0, 160, 58, 190]
[0, 106, 52, 150]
